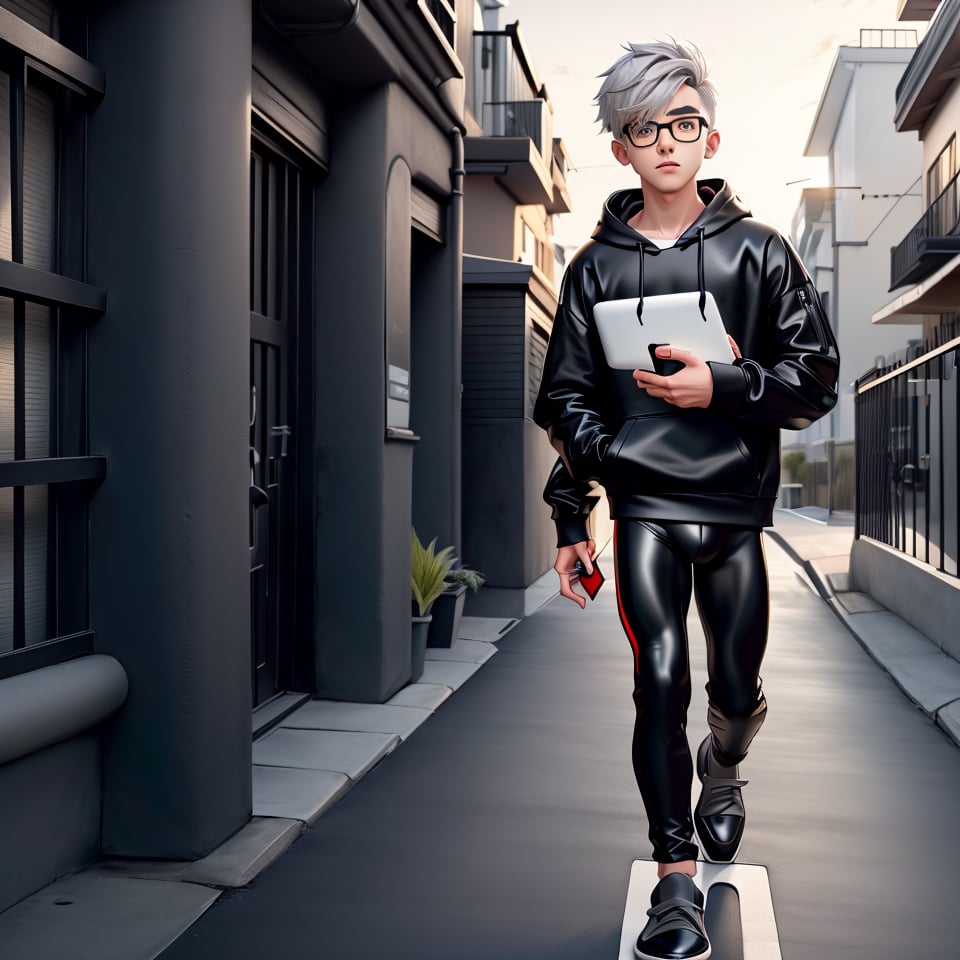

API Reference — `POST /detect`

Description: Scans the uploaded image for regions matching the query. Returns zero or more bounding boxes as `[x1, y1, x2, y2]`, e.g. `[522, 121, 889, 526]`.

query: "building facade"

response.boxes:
[790, 33, 922, 511]
[853, 0, 960, 660]
[458, 5, 587, 616]
[0, 0, 574, 916]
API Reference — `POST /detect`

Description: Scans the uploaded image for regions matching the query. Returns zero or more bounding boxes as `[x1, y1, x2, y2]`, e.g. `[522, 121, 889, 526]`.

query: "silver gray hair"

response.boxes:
[594, 39, 718, 137]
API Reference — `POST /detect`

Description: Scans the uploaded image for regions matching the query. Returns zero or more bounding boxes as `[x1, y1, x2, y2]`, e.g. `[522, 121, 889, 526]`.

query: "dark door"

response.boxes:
[249, 135, 304, 708]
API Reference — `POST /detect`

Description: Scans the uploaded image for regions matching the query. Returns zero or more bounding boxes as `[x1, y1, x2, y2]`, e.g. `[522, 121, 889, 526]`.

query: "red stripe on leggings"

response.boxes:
[613, 519, 641, 674]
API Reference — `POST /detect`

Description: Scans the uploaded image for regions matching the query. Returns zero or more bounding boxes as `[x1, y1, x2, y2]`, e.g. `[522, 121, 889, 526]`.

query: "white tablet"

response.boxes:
[593, 290, 735, 371]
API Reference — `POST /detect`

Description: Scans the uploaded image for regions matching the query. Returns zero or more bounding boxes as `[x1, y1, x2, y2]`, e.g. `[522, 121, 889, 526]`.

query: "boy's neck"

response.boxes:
[627, 180, 706, 239]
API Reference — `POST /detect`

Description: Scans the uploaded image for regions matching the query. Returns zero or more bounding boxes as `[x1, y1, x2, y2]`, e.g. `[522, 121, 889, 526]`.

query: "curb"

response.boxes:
[766, 531, 960, 752]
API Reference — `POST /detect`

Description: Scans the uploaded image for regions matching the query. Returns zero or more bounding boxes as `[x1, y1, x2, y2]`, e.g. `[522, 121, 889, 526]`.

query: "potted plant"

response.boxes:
[410, 528, 455, 681]
[427, 561, 486, 649]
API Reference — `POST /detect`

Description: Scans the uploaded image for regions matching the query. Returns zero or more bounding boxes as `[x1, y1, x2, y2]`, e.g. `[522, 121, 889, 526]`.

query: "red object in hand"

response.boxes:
[573, 558, 605, 599]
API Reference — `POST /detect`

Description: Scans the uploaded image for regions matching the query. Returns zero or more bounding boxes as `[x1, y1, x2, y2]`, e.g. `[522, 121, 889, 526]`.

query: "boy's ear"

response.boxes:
[611, 138, 631, 166]
[704, 128, 721, 160]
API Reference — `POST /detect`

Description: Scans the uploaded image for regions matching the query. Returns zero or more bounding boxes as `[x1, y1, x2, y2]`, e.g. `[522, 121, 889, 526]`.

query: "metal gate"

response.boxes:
[249, 135, 303, 707]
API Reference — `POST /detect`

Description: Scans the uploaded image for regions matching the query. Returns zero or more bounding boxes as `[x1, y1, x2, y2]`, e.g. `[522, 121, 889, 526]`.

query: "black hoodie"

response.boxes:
[533, 179, 839, 546]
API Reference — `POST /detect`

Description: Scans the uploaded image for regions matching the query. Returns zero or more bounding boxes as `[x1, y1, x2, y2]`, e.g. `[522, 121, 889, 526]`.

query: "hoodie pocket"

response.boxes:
[602, 413, 761, 496]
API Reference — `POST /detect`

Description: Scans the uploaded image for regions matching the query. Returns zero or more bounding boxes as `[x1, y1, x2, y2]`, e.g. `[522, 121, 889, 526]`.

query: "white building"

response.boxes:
[789, 35, 923, 509]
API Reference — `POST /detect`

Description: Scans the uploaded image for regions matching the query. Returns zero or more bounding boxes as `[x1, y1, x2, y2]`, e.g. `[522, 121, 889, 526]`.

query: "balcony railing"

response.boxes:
[479, 98, 549, 156]
[890, 171, 960, 289]
[858, 28, 917, 47]
[470, 28, 552, 162]
[418, 0, 456, 48]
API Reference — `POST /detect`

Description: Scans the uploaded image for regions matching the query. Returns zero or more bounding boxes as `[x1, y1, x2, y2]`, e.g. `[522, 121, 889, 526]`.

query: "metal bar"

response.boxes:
[939, 352, 945, 572]
[11, 59, 24, 650]
[859, 334, 960, 392]
[0, 629, 93, 681]
[0, 455, 106, 488]
[0, 8, 104, 97]
[924, 362, 930, 565]
[0, 259, 105, 312]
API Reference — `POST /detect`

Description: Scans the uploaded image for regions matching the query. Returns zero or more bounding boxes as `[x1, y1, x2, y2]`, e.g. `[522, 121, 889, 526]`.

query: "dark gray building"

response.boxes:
[0, 0, 475, 911]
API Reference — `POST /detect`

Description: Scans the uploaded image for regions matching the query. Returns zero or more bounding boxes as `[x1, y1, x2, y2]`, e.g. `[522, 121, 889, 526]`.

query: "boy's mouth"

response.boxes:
[656, 161, 680, 169]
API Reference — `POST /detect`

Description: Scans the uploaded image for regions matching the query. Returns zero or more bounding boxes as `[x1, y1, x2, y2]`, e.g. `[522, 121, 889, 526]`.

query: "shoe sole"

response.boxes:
[634, 940, 711, 960]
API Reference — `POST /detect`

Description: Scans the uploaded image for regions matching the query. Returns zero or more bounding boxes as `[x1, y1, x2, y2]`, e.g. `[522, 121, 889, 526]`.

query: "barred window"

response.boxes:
[0, 3, 105, 678]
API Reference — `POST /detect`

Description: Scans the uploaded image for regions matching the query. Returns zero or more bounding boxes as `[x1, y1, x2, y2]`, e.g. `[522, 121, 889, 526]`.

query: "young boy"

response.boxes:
[533, 40, 839, 960]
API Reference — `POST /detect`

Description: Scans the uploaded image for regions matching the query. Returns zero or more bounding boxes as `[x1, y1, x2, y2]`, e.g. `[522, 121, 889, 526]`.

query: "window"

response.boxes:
[0, 5, 105, 679]
[926, 135, 957, 206]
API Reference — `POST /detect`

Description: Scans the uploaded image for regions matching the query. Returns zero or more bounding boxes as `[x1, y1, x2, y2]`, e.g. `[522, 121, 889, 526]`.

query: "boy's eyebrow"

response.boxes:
[666, 105, 701, 116]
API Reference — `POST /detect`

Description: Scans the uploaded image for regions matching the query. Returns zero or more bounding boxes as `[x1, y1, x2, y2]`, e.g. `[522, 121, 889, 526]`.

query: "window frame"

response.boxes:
[0, 6, 105, 678]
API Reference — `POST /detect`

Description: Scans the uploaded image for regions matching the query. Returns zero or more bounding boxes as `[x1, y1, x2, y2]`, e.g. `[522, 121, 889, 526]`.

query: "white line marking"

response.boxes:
[619, 860, 783, 960]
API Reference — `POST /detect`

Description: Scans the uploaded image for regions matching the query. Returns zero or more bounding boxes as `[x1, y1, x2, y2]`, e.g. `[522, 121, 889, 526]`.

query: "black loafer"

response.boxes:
[693, 734, 748, 863]
[634, 872, 710, 960]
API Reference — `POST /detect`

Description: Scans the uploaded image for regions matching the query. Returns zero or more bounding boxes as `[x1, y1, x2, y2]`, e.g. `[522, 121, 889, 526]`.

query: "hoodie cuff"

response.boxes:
[553, 495, 600, 547]
[707, 361, 749, 414]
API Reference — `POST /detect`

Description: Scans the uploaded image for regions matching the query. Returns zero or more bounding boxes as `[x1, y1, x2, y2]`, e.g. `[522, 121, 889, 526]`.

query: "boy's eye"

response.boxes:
[677, 119, 696, 131]
[635, 124, 655, 137]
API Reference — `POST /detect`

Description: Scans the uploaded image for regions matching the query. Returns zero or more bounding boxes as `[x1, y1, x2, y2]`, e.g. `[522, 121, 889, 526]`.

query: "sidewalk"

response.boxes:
[2, 518, 960, 958]
[767, 507, 960, 749]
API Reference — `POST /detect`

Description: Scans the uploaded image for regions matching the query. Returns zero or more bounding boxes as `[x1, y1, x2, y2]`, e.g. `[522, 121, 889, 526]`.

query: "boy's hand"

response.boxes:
[632, 337, 741, 408]
[554, 539, 596, 609]
[633, 346, 714, 408]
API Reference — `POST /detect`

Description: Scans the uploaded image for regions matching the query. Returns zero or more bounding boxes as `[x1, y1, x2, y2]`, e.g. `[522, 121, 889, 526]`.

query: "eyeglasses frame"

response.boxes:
[620, 115, 710, 149]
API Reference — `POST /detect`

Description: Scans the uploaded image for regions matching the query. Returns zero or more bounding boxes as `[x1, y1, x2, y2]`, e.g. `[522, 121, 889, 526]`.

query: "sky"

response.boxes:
[499, 0, 928, 249]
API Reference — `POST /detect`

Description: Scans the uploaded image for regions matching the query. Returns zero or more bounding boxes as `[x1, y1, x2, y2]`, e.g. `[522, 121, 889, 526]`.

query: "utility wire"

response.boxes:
[862, 174, 922, 244]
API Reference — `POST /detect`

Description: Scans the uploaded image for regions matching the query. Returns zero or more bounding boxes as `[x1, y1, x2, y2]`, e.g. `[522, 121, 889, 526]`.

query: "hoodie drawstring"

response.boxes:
[636, 244, 645, 323]
[635, 226, 708, 325]
[697, 226, 707, 321]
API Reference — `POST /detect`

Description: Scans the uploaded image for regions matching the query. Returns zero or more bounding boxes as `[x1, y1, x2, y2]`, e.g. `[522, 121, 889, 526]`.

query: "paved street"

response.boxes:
[159, 532, 960, 960]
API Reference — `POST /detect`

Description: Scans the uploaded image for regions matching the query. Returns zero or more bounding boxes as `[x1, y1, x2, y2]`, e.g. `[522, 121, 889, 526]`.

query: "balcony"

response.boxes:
[469, 26, 552, 159]
[890, 172, 960, 290]
[465, 24, 558, 206]
[895, 0, 960, 131]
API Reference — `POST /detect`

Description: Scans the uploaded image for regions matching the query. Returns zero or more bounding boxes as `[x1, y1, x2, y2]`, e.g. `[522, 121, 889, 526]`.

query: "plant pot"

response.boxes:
[411, 614, 432, 682]
[427, 583, 467, 648]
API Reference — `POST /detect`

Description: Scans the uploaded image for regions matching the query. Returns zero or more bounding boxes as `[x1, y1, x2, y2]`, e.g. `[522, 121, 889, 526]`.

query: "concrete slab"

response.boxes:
[386, 682, 452, 710]
[423, 638, 497, 664]
[620, 860, 782, 960]
[523, 566, 560, 616]
[457, 616, 518, 642]
[826, 571, 851, 593]
[96, 818, 303, 889]
[935, 699, 960, 749]
[252, 766, 352, 824]
[0, 872, 219, 960]
[251, 692, 308, 736]
[417, 659, 483, 691]
[844, 610, 960, 713]
[252, 728, 399, 780]
[835, 591, 886, 614]
[279, 700, 432, 741]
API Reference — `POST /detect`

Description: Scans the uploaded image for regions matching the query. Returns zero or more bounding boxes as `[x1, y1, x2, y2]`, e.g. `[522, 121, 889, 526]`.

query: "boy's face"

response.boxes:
[610, 85, 720, 194]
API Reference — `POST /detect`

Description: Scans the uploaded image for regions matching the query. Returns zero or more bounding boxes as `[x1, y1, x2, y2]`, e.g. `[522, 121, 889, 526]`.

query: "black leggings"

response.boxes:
[613, 520, 769, 863]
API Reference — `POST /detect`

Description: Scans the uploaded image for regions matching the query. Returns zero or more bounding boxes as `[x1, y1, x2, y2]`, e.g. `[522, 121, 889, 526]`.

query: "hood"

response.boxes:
[591, 178, 751, 251]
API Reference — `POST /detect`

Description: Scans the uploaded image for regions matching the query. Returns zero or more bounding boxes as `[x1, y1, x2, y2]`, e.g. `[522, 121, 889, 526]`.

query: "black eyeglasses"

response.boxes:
[621, 116, 708, 149]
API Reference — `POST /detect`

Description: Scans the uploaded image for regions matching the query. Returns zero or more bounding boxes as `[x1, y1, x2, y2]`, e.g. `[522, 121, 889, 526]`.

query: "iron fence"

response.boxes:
[856, 340, 959, 577]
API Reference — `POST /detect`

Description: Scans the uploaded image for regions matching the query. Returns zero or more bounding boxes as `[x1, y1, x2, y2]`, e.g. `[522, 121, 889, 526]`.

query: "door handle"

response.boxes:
[270, 425, 291, 458]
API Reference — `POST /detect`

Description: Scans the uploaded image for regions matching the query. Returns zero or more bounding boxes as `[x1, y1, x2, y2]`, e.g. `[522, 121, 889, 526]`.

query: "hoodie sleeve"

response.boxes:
[707, 233, 839, 429]
[533, 259, 613, 544]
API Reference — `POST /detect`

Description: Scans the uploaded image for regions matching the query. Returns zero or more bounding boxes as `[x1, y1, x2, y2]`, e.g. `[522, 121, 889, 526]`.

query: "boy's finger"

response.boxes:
[575, 543, 594, 575]
[658, 345, 699, 363]
[560, 582, 587, 608]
